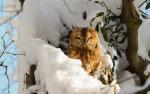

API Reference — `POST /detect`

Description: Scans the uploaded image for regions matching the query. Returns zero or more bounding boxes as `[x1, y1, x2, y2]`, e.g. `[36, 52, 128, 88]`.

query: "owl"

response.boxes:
[68, 27, 104, 75]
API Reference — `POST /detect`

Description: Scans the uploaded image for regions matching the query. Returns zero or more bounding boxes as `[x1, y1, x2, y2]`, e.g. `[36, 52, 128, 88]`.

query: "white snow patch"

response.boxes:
[118, 71, 150, 94]
[37, 45, 102, 94]
[138, 20, 150, 61]
[147, 91, 150, 94]
[22, 43, 120, 94]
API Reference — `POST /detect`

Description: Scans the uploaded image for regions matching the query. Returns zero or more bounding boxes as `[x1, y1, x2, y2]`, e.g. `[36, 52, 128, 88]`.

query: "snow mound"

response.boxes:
[34, 44, 119, 94]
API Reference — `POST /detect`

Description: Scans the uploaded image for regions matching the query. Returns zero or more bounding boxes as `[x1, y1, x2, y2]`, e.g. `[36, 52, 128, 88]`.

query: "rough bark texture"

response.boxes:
[25, 65, 37, 94]
[121, 0, 148, 85]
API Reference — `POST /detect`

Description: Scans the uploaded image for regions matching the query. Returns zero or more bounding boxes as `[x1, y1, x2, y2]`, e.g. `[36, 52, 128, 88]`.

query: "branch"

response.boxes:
[0, 10, 21, 25]
[0, 63, 10, 94]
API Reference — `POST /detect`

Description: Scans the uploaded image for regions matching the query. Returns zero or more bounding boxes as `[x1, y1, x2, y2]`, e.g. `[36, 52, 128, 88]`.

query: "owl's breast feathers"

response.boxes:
[81, 50, 103, 74]
[68, 44, 104, 74]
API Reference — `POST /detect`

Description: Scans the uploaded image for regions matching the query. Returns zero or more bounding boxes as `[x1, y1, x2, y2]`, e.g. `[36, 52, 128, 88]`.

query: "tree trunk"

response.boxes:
[120, 0, 148, 85]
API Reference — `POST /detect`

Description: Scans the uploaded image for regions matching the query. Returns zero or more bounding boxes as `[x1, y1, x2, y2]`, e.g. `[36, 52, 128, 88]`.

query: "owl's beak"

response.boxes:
[83, 44, 87, 48]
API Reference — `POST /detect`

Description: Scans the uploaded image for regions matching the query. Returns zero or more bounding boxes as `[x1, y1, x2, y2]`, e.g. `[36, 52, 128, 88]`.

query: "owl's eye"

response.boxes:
[86, 37, 93, 44]
[76, 36, 81, 40]
[76, 36, 83, 42]
[74, 37, 82, 48]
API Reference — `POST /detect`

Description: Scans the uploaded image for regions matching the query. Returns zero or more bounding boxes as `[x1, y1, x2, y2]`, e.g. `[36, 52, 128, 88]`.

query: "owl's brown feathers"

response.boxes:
[68, 27, 104, 74]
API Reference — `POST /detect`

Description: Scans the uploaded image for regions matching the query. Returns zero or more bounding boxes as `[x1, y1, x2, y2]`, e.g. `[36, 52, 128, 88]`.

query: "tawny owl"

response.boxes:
[68, 27, 104, 75]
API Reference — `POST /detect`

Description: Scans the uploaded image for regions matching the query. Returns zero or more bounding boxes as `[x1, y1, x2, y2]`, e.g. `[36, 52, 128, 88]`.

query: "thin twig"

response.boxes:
[0, 10, 21, 25]
[5, 52, 26, 56]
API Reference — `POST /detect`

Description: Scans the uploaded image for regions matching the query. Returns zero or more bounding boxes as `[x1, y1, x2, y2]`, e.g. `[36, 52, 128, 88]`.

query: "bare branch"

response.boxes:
[0, 10, 21, 25]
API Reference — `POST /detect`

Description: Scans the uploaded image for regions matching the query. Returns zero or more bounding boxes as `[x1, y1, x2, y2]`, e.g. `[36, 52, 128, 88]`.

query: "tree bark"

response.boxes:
[25, 64, 37, 94]
[120, 0, 148, 85]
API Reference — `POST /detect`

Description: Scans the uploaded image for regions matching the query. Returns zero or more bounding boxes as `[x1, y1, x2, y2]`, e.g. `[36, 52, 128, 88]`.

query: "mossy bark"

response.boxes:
[121, 0, 148, 85]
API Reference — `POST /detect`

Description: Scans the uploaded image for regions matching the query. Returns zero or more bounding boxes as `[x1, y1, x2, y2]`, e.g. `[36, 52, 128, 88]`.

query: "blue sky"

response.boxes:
[0, 0, 18, 94]
[0, 20, 18, 94]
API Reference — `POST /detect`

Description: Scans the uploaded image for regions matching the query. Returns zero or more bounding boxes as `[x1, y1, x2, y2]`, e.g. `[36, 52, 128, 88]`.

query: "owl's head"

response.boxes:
[69, 27, 100, 51]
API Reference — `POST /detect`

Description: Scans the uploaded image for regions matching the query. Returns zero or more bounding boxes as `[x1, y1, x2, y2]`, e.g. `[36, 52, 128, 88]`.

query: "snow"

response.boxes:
[118, 71, 150, 94]
[36, 45, 103, 94]
[138, 20, 150, 61]
[16, 0, 150, 94]
[104, 0, 122, 15]
[104, 54, 113, 68]
[144, 64, 150, 76]
[134, 0, 150, 61]
[18, 42, 120, 94]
